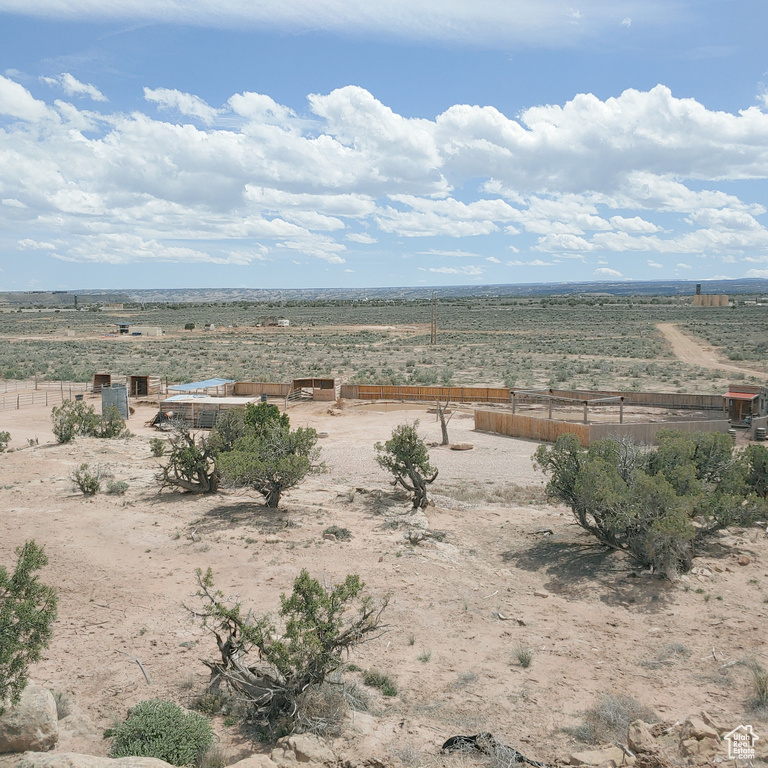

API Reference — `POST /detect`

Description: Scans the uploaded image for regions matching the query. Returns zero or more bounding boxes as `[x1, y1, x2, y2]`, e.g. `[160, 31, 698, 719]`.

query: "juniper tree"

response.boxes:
[0, 542, 58, 714]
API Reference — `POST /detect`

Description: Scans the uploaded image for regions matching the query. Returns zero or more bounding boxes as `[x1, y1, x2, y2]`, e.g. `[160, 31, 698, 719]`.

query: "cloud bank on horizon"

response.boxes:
[0, 0, 766, 289]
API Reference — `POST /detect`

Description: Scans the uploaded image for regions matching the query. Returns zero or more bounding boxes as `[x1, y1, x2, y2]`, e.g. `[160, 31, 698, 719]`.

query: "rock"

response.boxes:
[680, 717, 719, 742]
[16, 755, 175, 768]
[342, 711, 376, 737]
[0, 685, 58, 754]
[569, 746, 632, 766]
[450, 443, 473, 451]
[272, 734, 335, 766]
[322, 533, 337, 542]
[679, 737, 719, 759]
[737, 554, 751, 566]
[534, 590, 549, 598]
[229, 756, 280, 768]
[627, 721, 657, 754]
[699, 711, 727, 737]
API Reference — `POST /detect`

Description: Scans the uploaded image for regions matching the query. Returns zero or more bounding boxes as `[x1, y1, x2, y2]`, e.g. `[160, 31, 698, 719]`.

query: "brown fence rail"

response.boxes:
[474, 410, 591, 446]
[475, 409, 730, 447]
[0, 386, 91, 411]
[514, 388, 723, 411]
[339, 384, 510, 404]
[233, 381, 292, 397]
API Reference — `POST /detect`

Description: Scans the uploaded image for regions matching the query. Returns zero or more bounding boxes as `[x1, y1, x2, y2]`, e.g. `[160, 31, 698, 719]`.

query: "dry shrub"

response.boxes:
[444, 482, 548, 507]
[294, 674, 370, 736]
[568, 693, 656, 744]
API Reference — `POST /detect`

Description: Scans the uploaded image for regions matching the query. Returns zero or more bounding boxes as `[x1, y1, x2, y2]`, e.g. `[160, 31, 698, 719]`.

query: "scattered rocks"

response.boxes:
[271, 734, 336, 767]
[627, 721, 657, 755]
[569, 746, 630, 766]
[15, 754, 174, 768]
[680, 717, 719, 742]
[0, 685, 58, 754]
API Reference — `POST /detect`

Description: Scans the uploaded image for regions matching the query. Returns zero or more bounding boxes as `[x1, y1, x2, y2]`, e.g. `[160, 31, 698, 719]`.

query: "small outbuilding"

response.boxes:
[723, 385, 768, 424]
[128, 375, 162, 397]
[292, 377, 336, 401]
[92, 373, 116, 393]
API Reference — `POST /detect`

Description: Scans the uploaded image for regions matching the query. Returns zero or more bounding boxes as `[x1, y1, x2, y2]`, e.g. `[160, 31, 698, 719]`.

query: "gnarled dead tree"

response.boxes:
[191, 568, 388, 731]
[435, 398, 455, 446]
[156, 423, 220, 493]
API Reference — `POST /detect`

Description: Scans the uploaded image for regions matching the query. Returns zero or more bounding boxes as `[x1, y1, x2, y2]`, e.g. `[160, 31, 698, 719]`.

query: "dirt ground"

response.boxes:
[1, 398, 767, 766]
[657, 323, 768, 380]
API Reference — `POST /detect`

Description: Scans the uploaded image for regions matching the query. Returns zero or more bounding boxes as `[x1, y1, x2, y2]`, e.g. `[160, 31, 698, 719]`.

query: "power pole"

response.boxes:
[430, 292, 437, 345]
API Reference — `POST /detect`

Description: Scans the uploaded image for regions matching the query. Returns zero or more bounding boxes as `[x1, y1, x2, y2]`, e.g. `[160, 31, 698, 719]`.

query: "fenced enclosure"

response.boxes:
[0, 380, 90, 411]
[475, 409, 730, 447]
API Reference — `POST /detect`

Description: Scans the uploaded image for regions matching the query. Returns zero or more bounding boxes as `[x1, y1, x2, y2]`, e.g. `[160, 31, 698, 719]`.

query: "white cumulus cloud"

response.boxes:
[42, 73, 107, 102]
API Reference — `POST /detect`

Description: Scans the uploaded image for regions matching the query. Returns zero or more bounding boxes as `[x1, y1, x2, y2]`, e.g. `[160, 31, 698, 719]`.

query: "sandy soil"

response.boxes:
[657, 323, 768, 380]
[1, 398, 767, 766]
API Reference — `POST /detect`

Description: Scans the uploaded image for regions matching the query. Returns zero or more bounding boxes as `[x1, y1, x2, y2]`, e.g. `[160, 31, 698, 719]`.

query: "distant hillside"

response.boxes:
[2, 278, 767, 306]
[110, 278, 768, 303]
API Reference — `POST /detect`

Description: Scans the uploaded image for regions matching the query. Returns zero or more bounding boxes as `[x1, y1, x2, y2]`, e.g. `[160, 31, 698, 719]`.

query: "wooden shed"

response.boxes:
[724, 385, 768, 424]
[92, 373, 113, 393]
[292, 378, 336, 401]
[128, 375, 162, 397]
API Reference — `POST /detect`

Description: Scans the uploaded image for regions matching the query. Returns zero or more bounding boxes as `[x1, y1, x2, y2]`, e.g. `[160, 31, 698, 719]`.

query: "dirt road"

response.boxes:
[656, 322, 767, 379]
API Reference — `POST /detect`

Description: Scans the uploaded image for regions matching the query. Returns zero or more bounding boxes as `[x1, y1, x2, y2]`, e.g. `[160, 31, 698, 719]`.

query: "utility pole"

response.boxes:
[430, 291, 437, 345]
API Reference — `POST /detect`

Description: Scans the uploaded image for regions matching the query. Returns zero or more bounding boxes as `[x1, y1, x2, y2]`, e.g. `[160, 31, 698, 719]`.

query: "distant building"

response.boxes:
[693, 283, 728, 307]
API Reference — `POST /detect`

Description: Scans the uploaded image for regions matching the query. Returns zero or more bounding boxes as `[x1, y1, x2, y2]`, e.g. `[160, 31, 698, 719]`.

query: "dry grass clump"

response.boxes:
[443, 481, 548, 507]
[746, 660, 768, 712]
[294, 673, 370, 736]
[568, 693, 656, 744]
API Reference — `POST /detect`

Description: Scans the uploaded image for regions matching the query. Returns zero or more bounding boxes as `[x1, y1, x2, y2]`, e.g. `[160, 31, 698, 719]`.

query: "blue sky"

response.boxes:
[1, 1, 767, 291]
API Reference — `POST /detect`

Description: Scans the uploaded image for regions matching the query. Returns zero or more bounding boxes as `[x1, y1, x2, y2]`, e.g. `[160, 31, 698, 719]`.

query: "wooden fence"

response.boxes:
[475, 409, 730, 447]
[233, 381, 292, 397]
[516, 388, 724, 411]
[339, 384, 510, 404]
[474, 410, 591, 446]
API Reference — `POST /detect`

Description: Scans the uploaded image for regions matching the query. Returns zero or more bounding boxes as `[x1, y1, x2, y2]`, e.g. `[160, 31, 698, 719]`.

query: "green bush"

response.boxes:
[149, 437, 165, 457]
[194, 568, 388, 730]
[109, 699, 213, 766]
[106, 480, 129, 495]
[0, 542, 58, 715]
[52, 401, 127, 443]
[71, 463, 102, 495]
[0, 431, 10, 451]
[363, 670, 397, 697]
[534, 432, 767, 577]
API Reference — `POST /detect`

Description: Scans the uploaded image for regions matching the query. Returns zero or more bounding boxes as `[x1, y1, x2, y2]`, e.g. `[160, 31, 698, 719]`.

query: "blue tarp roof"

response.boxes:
[163, 394, 208, 401]
[168, 378, 234, 392]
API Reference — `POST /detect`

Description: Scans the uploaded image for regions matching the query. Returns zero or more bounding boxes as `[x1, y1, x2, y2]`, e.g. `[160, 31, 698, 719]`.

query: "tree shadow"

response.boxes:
[502, 539, 675, 611]
[192, 500, 293, 534]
